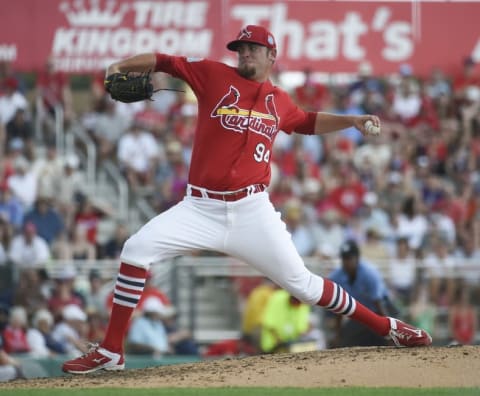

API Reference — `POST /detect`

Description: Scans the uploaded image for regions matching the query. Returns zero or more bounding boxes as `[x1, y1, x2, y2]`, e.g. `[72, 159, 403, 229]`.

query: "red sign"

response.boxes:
[1, 0, 479, 76]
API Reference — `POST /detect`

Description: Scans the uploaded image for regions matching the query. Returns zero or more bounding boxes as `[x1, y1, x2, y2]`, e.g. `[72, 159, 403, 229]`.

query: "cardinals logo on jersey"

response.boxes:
[211, 85, 279, 141]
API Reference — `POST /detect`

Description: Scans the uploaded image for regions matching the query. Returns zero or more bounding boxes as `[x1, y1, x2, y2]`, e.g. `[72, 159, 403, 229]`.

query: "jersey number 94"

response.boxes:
[254, 143, 270, 163]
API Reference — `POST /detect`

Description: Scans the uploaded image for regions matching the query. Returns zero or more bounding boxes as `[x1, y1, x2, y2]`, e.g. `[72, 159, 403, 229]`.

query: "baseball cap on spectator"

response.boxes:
[142, 297, 176, 317]
[63, 304, 87, 321]
[32, 308, 54, 328]
[339, 240, 360, 258]
[227, 25, 276, 51]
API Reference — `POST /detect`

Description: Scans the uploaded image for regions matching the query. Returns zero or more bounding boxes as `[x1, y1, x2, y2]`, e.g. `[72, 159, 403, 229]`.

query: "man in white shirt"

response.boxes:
[8, 222, 50, 276]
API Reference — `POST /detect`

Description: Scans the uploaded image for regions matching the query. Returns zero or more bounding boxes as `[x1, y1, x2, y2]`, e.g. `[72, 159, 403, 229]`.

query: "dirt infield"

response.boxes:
[2, 345, 479, 389]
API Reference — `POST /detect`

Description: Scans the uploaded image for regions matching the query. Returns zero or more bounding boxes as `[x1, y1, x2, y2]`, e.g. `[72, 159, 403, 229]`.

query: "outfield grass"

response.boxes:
[1, 388, 478, 396]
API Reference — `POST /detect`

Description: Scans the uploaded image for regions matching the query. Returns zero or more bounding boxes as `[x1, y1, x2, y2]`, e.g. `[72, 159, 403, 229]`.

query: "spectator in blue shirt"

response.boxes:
[327, 239, 394, 347]
[23, 196, 64, 245]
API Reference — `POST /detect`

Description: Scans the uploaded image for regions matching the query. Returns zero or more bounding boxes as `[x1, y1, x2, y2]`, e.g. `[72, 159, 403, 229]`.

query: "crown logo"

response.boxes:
[60, 0, 129, 27]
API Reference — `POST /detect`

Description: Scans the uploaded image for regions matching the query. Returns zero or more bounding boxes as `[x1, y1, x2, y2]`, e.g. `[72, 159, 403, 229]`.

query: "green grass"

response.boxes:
[1, 388, 478, 396]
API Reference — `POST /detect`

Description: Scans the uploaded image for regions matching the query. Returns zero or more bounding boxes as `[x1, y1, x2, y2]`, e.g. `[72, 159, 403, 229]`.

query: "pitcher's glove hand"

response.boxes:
[104, 72, 154, 103]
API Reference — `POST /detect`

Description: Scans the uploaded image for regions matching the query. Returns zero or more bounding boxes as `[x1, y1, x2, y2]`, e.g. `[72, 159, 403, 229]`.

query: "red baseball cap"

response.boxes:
[227, 25, 276, 51]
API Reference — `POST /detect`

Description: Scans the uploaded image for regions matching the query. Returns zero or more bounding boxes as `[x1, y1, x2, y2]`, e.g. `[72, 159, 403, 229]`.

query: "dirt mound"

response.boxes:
[2, 345, 479, 389]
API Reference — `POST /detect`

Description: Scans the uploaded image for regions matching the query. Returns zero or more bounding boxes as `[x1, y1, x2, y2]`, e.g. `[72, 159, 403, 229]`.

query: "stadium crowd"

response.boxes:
[0, 54, 479, 378]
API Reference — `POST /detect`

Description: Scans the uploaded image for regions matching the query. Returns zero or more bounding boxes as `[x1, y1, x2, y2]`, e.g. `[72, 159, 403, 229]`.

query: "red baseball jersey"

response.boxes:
[155, 54, 317, 191]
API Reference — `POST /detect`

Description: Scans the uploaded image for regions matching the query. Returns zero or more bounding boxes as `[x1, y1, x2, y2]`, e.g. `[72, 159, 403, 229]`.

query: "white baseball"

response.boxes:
[364, 120, 380, 136]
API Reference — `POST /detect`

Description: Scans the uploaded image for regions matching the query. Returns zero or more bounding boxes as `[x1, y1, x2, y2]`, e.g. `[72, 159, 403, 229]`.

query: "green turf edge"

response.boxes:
[0, 387, 478, 396]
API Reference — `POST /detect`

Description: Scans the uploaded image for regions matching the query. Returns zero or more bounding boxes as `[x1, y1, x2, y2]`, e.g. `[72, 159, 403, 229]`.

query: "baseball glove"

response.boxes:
[104, 72, 154, 103]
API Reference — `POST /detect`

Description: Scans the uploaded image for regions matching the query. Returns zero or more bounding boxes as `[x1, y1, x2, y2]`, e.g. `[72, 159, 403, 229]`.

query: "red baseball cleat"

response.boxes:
[388, 317, 432, 347]
[62, 345, 125, 374]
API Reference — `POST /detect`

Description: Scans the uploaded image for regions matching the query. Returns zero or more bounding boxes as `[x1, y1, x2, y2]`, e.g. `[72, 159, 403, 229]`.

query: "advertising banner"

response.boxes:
[1, 0, 479, 76]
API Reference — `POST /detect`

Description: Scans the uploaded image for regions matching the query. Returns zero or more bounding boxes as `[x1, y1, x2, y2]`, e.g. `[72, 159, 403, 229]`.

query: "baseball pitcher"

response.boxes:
[63, 25, 431, 374]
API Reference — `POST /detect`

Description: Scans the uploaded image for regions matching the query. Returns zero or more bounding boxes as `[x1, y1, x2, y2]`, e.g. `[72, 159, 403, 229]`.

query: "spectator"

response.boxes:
[23, 196, 64, 245]
[357, 191, 391, 240]
[5, 109, 33, 160]
[161, 307, 198, 356]
[312, 211, 344, 260]
[423, 236, 457, 306]
[0, 185, 23, 231]
[101, 222, 129, 259]
[86, 97, 129, 162]
[259, 289, 311, 353]
[331, 89, 364, 145]
[1, 306, 30, 354]
[47, 264, 84, 320]
[83, 269, 109, 318]
[453, 56, 479, 103]
[73, 196, 102, 246]
[70, 224, 96, 260]
[361, 227, 390, 266]
[13, 268, 48, 316]
[327, 240, 393, 347]
[390, 74, 422, 125]
[292, 68, 328, 112]
[56, 154, 86, 229]
[117, 121, 161, 191]
[7, 156, 38, 210]
[396, 195, 429, 254]
[327, 165, 366, 219]
[154, 140, 188, 210]
[282, 198, 315, 257]
[26, 308, 66, 357]
[50, 230, 73, 261]
[448, 284, 477, 345]
[31, 142, 63, 200]
[51, 304, 89, 357]
[126, 297, 172, 356]
[241, 279, 276, 344]
[8, 222, 50, 274]
[387, 237, 417, 308]
[0, 77, 28, 127]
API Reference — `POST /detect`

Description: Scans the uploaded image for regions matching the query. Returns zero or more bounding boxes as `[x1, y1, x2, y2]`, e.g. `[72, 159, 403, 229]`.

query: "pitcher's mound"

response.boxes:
[3, 345, 479, 389]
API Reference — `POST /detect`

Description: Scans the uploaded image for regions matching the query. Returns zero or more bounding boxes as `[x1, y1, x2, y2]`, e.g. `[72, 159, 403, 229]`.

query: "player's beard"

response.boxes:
[238, 64, 256, 79]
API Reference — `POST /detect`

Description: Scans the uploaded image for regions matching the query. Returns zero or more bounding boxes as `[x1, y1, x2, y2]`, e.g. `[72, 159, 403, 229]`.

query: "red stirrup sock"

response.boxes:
[101, 262, 148, 353]
[317, 278, 390, 336]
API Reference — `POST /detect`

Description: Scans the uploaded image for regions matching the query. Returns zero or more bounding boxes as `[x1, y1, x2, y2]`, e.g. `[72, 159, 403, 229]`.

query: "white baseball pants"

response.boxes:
[120, 191, 324, 305]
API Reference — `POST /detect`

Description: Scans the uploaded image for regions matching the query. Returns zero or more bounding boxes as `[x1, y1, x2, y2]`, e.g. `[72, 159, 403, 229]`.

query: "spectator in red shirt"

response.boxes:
[2, 306, 30, 354]
[327, 166, 366, 218]
[292, 68, 328, 112]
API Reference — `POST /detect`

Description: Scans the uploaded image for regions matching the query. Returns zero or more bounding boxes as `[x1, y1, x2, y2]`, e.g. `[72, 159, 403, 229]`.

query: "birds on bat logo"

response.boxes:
[211, 85, 280, 140]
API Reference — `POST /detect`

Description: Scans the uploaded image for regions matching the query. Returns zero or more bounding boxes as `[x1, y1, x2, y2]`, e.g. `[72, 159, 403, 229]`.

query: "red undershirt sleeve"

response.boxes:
[294, 111, 317, 135]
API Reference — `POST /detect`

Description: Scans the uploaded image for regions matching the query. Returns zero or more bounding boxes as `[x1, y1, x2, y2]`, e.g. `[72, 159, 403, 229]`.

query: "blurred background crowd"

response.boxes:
[0, 52, 479, 379]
